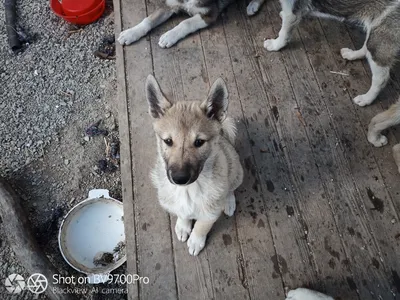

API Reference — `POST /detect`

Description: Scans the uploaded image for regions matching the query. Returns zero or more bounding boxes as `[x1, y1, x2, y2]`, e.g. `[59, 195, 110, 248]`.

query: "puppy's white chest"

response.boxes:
[158, 181, 221, 220]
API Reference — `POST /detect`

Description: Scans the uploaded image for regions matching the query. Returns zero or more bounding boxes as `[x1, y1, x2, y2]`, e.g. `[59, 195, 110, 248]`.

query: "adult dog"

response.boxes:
[118, 0, 264, 48]
[264, 0, 400, 107]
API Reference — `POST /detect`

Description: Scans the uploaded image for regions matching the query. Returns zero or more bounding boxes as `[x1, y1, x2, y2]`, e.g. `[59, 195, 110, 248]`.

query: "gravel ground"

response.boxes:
[0, 1, 125, 299]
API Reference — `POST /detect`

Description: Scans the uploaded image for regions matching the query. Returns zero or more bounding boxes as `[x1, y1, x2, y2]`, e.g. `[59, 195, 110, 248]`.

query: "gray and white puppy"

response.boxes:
[118, 0, 264, 48]
[264, 0, 400, 107]
[146, 74, 243, 255]
[368, 99, 400, 173]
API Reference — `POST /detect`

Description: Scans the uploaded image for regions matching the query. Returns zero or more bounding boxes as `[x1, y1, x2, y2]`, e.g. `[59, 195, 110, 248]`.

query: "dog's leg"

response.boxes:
[187, 219, 216, 256]
[393, 144, 400, 174]
[353, 23, 398, 106]
[264, 1, 300, 51]
[175, 218, 192, 242]
[341, 44, 368, 61]
[118, 8, 174, 45]
[341, 29, 369, 61]
[368, 101, 400, 147]
[224, 192, 236, 216]
[247, 0, 265, 16]
[353, 51, 390, 106]
[158, 13, 215, 48]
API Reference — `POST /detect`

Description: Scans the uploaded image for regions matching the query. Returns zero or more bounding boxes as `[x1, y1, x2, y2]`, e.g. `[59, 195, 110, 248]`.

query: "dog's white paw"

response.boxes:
[340, 48, 356, 60]
[279, 11, 283, 19]
[246, 1, 260, 16]
[353, 94, 373, 107]
[264, 38, 284, 52]
[187, 233, 206, 256]
[118, 27, 146, 45]
[368, 134, 388, 147]
[224, 192, 236, 217]
[175, 219, 192, 242]
[286, 288, 334, 300]
[158, 30, 180, 48]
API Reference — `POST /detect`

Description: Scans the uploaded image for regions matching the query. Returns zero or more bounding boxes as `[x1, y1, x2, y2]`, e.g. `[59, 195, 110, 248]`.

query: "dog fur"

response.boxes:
[368, 99, 400, 173]
[285, 288, 334, 300]
[264, 0, 400, 107]
[118, 0, 265, 48]
[145, 74, 243, 256]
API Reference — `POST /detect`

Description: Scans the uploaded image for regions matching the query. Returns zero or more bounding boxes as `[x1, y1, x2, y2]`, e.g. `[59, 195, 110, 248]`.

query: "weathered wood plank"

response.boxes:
[344, 27, 400, 215]
[146, 6, 250, 299]
[119, 0, 177, 298]
[114, 0, 138, 298]
[146, 8, 214, 300]
[242, 3, 361, 299]
[222, 3, 322, 296]
[200, 16, 283, 300]
[313, 18, 400, 298]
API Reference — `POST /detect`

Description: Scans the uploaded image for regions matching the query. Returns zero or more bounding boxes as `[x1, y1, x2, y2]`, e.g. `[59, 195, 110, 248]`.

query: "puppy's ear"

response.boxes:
[202, 78, 229, 122]
[145, 74, 172, 119]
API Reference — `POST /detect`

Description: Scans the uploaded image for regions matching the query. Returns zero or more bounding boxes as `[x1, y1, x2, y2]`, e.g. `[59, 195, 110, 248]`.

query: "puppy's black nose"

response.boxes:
[171, 171, 191, 185]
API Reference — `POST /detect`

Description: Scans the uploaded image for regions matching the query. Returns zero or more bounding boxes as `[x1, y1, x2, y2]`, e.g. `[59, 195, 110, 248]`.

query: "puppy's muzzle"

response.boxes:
[168, 164, 199, 185]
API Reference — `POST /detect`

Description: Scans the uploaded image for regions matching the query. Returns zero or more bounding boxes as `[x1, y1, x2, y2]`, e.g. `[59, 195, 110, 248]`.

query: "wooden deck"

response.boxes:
[114, 0, 400, 299]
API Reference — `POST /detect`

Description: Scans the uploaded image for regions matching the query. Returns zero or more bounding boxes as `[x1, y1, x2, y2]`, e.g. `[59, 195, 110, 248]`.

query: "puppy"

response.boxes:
[264, 0, 400, 107]
[118, 0, 265, 48]
[368, 99, 400, 173]
[146, 74, 243, 255]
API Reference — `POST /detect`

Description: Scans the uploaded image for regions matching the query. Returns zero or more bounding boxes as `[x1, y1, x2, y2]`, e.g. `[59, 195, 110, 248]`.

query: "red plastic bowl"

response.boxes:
[50, 0, 105, 25]
[62, 0, 100, 15]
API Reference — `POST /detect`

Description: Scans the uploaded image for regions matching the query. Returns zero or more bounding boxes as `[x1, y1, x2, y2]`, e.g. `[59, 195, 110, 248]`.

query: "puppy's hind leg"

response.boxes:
[118, 9, 175, 45]
[224, 192, 236, 217]
[264, 0, 301, 51]
[368, 101, 400, 147]
[247, 0, 265, 16]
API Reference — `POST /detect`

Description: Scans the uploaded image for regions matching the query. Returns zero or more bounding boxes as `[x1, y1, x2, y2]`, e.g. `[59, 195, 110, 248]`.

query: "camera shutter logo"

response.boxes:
[26, 273, 48, 294]
[5, 273, 26, 294]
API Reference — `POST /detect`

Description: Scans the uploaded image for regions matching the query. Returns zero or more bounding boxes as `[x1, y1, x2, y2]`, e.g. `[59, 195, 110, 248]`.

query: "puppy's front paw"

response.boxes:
[246, 1, 260, 16]
[353, 94, 373, 107]
[118, 27, 146, 45]
[175, 219, 192, 242]
[368, 134, 388, 147]
[264, 38, 284, 52]
[187, 233, 206, 256]
[158, 30, 180, 48]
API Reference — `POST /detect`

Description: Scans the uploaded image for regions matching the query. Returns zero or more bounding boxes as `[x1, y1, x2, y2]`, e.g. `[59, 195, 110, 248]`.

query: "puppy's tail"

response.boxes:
[221, 117, 237, 145]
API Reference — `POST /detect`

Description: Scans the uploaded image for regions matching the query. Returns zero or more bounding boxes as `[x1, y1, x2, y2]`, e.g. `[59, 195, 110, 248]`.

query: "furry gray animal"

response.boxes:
[146, 74, 243, 255]
[118, 0, 264, 48]
[264, 0, 400, 107]
[368, 99, 400, 174]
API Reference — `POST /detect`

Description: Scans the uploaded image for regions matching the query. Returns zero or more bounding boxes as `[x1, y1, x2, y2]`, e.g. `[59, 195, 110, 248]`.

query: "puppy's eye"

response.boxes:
[194, 139, 205, 148]
[163, 138, 173, 146]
